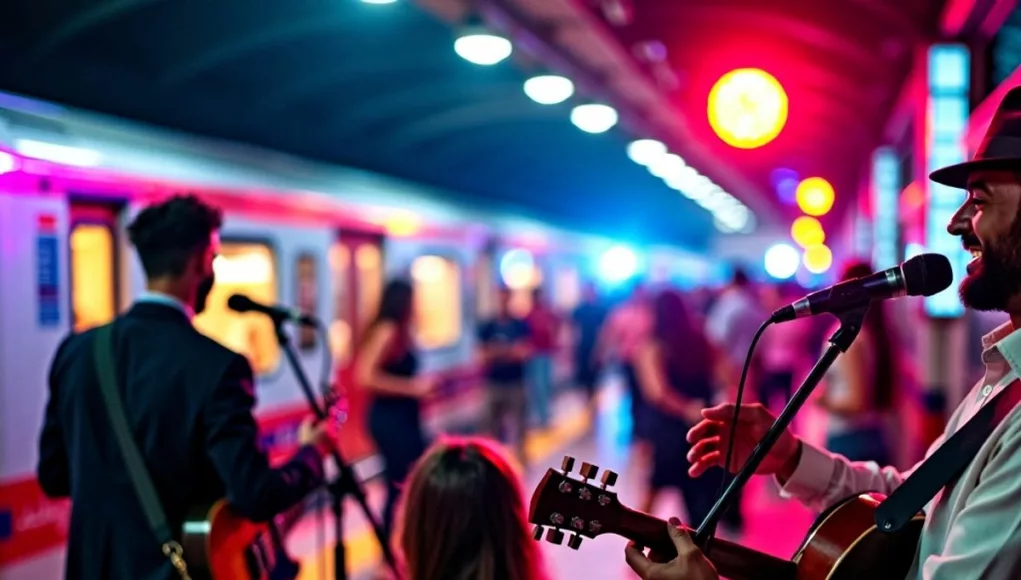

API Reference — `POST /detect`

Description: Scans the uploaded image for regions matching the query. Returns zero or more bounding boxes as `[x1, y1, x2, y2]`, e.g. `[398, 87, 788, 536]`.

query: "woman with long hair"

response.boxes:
[816, 260, 896, 464]
[356, 279, 436, 535]
[395, 436, 549, 580]
[633, 289, 722, 524]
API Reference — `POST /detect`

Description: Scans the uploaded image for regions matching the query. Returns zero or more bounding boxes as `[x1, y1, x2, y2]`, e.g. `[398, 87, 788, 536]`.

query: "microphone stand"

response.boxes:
[272, 319, 400, 580]
[693, 304, 870, 551]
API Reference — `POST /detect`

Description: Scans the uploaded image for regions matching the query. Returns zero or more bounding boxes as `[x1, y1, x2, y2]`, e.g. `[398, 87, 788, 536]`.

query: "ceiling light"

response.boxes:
[523, 74, 574, 105]
[627, 139, 667, 165]
[454, 28, 513, 65]
[714, 216, 739, 233]
[716, 205, 750, 231]
[360, 0, 397, 3]
[570, 103, 618, 134]
[648, 153, 685, 178]
[665, 166, 699, 192]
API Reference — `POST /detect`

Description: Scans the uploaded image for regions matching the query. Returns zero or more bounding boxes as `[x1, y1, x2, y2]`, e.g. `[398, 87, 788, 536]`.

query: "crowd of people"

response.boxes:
[354, 252, 907, 577]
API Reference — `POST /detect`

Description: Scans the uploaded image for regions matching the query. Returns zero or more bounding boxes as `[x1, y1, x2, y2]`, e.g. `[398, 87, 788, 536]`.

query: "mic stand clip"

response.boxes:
[693, 304, 870, 550]
[272, 322, 401, 580]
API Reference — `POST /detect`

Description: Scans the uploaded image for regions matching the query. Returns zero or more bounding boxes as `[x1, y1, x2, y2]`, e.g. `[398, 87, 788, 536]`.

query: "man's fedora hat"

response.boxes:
[930, 86, 1021, 189]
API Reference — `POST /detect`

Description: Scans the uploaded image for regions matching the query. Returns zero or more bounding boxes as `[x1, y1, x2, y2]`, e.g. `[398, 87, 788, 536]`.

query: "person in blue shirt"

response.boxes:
[477, 287, 532, 463]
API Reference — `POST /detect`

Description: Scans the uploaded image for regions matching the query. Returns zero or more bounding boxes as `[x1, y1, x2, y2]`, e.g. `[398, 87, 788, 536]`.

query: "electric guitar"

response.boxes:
[180, 393, 348, 579]
[179, 494, 309, 580]
[529, 456, 925, 580]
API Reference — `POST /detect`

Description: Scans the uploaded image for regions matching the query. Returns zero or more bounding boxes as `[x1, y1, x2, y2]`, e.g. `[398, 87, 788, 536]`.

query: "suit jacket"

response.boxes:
[37, 302, 325, 580]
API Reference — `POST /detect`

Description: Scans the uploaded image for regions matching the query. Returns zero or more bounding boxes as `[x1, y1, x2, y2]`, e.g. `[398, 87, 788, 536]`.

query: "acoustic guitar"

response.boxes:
[529, 456, 925, 580]
[179, 492, 311, 580]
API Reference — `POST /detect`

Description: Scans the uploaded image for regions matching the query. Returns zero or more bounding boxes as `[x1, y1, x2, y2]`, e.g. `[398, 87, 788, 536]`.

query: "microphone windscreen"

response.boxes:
[227, 294, 255, 313]
[902, 253, 953, 297]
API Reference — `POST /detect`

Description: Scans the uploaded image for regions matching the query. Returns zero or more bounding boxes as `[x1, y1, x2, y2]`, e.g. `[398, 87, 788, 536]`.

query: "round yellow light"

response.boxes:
[795, 177, 835, 216]
[803, 244, 833, 274]
[707, 68, 788, 149]
[790, 216, 825, 248]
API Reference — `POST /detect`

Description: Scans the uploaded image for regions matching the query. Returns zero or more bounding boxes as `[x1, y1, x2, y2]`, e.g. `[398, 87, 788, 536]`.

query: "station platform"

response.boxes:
[289, 377, 820, 580]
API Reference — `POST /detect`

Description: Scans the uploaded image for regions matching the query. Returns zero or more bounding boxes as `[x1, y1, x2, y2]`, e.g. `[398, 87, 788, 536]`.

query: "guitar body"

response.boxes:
[181, 499, 301, 580]
[792, 493, 925, 580]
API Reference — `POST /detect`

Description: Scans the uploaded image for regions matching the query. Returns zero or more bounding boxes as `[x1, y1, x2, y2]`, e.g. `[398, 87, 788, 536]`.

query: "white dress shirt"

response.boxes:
[777, 321, 1021, 579]
[136, 290, 194, 320]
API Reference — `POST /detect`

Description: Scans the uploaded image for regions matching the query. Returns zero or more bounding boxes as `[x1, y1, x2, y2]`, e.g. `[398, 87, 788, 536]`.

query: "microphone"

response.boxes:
[770, 253, 953, 323]
[227, 294, 319, 326]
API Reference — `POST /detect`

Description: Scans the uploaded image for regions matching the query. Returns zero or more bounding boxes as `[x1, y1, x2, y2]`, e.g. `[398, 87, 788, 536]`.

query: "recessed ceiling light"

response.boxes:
[454, 29, 513, 66]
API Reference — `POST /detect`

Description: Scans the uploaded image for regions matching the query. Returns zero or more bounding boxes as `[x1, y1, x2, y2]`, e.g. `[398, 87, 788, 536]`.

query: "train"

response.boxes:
[0, 91, 720, 576]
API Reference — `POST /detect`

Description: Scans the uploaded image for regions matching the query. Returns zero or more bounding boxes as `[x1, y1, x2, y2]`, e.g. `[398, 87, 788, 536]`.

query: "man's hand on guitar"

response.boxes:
[298, 415, 340, 456]
[624, 518, 718, 580]
[685, 403, 802, 481]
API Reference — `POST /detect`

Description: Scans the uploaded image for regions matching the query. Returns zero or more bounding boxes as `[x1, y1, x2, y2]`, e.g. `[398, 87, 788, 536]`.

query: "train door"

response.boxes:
[68, 202, 121, 332]
[329, 232, 384, 461]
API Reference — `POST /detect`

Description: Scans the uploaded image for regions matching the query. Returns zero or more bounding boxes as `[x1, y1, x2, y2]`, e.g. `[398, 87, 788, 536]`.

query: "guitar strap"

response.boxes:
[93, 324, 192, 580]
[875, 377, 1021, 533]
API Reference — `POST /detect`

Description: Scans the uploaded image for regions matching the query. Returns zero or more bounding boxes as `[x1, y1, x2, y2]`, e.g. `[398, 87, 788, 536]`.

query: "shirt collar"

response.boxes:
[981, 321, 1021, 371]
[136, 291, 194, 321]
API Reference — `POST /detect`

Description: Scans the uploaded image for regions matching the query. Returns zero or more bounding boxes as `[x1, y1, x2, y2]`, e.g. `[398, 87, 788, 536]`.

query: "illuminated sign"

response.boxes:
[854, 209, 872, 259]
[924, 44, 970, 318]
[871, 147, 899, 270]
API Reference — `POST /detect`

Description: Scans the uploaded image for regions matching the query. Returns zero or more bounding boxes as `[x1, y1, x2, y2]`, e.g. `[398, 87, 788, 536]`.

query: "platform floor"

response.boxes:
[289, 377, 822, 580]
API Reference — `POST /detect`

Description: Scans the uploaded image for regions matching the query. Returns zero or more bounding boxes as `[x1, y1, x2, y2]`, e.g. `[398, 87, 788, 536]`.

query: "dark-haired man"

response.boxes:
[37, 195, 337, 580]
[627, 86, 1021, 580]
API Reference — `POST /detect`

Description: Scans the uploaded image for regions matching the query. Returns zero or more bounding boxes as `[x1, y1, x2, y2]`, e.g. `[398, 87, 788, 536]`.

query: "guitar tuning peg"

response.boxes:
[561, 455, 575, 474]
[600, 469, 618, 489]
[579, 462, 598, 481]
[545, 528, 565, 545]
[567, 534, 583, 550]
[532, 525, 544, 540]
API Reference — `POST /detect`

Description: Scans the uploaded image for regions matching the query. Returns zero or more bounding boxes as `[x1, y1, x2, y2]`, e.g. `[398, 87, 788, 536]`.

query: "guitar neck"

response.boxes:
[618, 506, 797, 580]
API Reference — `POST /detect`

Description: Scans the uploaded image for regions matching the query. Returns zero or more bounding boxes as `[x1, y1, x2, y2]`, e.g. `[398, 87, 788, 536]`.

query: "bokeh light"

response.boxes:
[708, 68, 788, 149]
[500, 249, 535, 289]
[795, 177, 835, 216]
[771, 167, 800, 206]
[803, 244, 833, 274]
[790, 216, 825, 248]
[599, 246, 638, 283]
[764, 243, 800, 279]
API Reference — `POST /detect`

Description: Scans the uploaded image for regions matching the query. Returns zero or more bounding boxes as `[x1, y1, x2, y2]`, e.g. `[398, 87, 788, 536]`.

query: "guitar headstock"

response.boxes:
[528, 455, 623, 551]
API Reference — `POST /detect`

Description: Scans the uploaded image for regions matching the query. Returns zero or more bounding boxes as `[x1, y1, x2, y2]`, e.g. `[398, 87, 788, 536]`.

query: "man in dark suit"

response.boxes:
[36, 195, 338, 580]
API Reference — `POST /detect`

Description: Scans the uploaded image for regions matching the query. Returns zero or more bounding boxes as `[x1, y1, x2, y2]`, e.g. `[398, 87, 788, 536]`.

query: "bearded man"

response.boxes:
[627, 86, 1021, 580]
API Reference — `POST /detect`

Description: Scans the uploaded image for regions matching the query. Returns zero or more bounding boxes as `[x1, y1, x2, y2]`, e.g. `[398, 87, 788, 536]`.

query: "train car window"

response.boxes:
[69, 224, 117, 332]
[476, 254, 496, 319]
[329, 243, 352, 367]
[554, 266, 581, 312]
[356, 244, 382, 335]
[411, 255, 462, 350]
[193, 242, 279, 375]
[295, 253, 318, 351]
